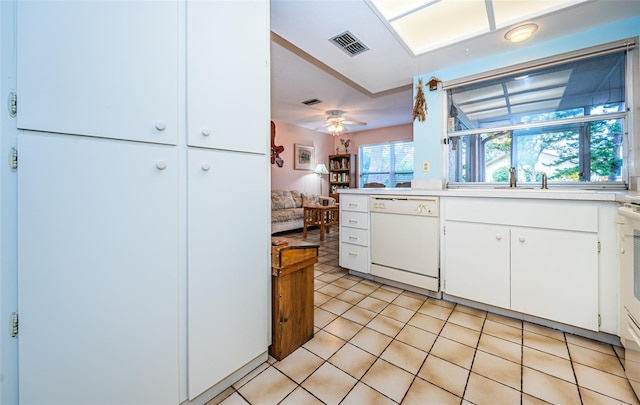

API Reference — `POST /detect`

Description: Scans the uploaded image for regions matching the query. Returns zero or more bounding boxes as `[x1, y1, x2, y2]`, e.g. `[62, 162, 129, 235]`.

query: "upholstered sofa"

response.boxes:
[271, 190, 336, 234]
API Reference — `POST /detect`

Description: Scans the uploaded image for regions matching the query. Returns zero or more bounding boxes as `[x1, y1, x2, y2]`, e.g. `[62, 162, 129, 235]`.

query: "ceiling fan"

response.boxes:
[314, 110, 367, 136]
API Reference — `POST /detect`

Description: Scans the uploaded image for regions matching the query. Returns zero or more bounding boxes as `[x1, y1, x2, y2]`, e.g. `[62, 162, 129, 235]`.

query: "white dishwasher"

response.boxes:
[370, 195, 440, 292]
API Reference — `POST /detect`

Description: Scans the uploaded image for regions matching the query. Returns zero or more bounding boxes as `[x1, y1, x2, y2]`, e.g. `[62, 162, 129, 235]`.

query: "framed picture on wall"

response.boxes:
[294, 144, 314, 170]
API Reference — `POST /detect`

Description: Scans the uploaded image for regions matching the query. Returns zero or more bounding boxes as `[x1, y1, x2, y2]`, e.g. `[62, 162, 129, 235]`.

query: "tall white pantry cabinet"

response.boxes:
[16, 2, 271, 404]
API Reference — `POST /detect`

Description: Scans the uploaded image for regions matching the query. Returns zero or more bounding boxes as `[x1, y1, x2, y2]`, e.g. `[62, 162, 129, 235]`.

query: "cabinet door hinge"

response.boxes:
[598, 314, 602, 328]
[8, 90, 17, 117]
[598, 241, 601, 253]
[9, 147, 17, 171]
[443, 225, 446, 236]
[11, 312, 18, 338]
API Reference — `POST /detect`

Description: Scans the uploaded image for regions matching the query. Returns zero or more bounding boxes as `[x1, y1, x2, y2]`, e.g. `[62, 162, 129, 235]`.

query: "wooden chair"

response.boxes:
[396, 182, 411, 188]
[363, 182, 385, 188]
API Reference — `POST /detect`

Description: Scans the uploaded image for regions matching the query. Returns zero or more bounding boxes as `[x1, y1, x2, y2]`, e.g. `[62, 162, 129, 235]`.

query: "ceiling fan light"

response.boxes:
[504, 23, 538, 43]
[328, 121, 346, 136]
[328, 125, 339, 136]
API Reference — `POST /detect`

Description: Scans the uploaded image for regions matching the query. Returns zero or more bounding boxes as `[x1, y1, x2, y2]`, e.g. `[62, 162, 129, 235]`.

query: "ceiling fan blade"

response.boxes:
[312, 122, 331, 131]
[342, 120, 367, 126]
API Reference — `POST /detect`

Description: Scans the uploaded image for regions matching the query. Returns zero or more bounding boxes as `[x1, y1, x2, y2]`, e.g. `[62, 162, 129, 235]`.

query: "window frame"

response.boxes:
[358, 140, 414, 188]
[443, 39, 636, 190]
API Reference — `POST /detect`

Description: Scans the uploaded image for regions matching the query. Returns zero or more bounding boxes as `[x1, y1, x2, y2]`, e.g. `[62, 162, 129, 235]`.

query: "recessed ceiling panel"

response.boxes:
[370, 0, 439, 20]
[492, 0, 589, 28]
[390, 0, 489, 55]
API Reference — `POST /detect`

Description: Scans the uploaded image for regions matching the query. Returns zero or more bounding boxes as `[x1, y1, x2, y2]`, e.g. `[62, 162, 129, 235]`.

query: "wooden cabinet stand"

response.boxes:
[269, 238, 318, 360]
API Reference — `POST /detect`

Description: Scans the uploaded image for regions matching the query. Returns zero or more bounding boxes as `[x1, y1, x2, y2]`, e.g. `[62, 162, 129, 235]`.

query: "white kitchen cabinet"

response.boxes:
[18, 132, 179, 405]
[340, 194, 370, 274]
[16, 0, 271, 403]
[16, 1, 179, 144]
[444, 221, 511, 309]
[511, 226, 598, 331]
[186, 149, 270, 400]
[186, 1, 269, 153]
[443, 197, 599, 331]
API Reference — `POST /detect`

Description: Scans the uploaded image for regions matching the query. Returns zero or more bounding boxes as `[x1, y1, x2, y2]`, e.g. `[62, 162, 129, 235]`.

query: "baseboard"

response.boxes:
[180, 351, 268, 405]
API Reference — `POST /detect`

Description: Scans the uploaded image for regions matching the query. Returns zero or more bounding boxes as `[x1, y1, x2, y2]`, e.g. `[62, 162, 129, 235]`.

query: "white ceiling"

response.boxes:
[270, 0, 640, 135]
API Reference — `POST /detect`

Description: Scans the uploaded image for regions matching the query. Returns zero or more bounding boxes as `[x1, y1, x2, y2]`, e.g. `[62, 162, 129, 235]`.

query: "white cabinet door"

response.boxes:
[17, 1, 178, 144]
[444, 221, 511, 309]
[186, 0, 269, 153]
[18, 132, 179, 405]
[511, 227, 599, 331]
[187, 149, 270, 400]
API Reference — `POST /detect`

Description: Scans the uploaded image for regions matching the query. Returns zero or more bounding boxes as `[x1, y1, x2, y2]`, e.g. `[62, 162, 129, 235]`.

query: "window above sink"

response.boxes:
[445, 41, 633, 191]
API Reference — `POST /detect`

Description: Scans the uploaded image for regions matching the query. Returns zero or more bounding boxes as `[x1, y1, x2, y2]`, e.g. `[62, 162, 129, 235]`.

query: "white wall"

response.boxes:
[0, 1, 18, 403]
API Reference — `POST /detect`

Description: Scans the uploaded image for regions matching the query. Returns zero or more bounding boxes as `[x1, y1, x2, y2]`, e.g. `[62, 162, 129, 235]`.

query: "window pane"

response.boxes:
[449, 52, 625, 129]
[447, 49, 627, 187]
[359, 141, 414, 187]
[448, 118, 624, 183]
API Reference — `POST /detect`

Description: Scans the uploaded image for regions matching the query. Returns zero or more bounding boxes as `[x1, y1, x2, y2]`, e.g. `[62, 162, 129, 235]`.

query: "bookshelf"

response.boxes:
[328, 154, 356, 202]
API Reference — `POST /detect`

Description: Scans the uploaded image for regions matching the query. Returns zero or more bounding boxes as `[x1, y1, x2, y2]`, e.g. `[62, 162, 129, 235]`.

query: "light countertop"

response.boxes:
[339, 187, 639, 202]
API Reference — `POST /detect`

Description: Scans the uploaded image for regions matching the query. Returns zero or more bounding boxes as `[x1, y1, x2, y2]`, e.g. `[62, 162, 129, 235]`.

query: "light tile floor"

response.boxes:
[209, 228, 640, 405]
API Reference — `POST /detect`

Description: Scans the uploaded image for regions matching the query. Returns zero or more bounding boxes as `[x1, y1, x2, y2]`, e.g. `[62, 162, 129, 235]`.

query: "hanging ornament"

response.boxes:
[412, 79, 427, 122]
[428, 77, 442, 91]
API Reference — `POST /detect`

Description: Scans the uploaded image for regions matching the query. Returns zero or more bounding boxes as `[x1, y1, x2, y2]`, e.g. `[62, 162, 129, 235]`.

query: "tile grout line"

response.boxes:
[395, 297, 447, 405]
[520, 319, 524, 405]
[315, 266, 404, 404]
[563, 331, 585, 405]
[459, 307, 488, 404]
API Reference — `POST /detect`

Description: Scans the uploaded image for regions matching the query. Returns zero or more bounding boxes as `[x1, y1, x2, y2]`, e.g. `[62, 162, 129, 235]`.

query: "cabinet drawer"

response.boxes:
[340, 211, 368, 230]
[341, 194, 369, 212]
[444, 197, 597, 232]
[340, 243, 369, 273]
[341, 227, 369, 247]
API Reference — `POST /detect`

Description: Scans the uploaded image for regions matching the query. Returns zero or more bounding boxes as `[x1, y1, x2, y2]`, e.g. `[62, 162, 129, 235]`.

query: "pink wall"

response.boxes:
[271, 121, 413, 192]
[270, 120, 335, 195]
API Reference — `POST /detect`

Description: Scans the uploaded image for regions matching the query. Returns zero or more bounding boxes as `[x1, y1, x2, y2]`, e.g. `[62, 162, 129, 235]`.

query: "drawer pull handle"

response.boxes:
[348, 252, 358, 256]
[349, 219, 358, 223]
[496, 234, 502, 240]
[349, 203, 358, 207]
[519, 237, 526, 243]
[349, 235, 358, 240]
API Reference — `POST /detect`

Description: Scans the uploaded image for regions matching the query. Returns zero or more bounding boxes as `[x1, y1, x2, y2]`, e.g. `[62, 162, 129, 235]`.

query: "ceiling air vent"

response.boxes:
[329, 31, 369, 56]
[301, 98, 322, 106]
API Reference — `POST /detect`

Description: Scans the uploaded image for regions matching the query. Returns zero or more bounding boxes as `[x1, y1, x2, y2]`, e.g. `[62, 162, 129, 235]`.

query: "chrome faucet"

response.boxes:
[509, 167, 517, 188]
[541, 172, 548, 189]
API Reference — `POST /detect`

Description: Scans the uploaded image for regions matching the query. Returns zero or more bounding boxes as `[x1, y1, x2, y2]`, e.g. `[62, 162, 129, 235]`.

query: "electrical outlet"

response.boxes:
[423, 161, 430, 172]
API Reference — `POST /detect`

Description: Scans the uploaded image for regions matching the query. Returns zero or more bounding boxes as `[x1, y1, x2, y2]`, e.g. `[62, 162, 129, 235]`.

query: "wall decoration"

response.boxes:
[270, 121, 284, 167]
[412, 78, 427, 122]
[294, 144, 314, 170]
[340, 138, 351, 153]
[428, 77, 442, 91]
